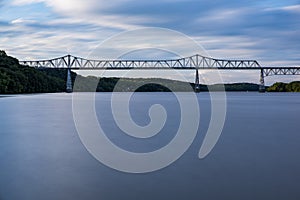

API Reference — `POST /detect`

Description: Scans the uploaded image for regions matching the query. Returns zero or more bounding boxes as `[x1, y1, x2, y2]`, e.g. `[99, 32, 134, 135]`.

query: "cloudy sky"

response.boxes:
[1, 0, 300, 84]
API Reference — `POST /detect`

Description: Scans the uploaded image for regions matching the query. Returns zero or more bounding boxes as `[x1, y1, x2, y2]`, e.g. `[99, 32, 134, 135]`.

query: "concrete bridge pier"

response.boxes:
[66, 68, 73, 93]
[259, 68, 265, 93]
[195, 69, 200, 93]
[66, 55, 73, 93]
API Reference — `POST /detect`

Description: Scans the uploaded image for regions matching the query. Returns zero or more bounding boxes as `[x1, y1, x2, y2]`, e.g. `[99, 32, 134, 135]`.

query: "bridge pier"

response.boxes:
[66, 55, 73, 93]
[195, 69, 200, 93]
[259, 68, 265, 93]
[66, 68, 73, 93]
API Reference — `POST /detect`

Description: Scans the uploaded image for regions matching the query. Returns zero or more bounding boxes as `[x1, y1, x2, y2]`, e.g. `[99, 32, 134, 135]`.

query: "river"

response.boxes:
[0, 92, 299, 200]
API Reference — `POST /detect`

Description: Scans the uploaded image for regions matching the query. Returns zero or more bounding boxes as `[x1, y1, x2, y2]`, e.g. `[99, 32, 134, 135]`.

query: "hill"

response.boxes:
[0, 50, 67, 93]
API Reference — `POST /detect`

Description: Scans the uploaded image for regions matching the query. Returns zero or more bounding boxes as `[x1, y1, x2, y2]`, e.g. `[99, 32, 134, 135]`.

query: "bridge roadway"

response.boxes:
[19, 54, 300, 93]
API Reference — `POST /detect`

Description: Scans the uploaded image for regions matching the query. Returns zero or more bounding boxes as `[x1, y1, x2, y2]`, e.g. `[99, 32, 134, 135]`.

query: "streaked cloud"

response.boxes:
[0, 0, 300, 84]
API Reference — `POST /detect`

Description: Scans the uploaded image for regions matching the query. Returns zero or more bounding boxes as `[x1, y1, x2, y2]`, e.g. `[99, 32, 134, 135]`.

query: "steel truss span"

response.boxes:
[19, 54, 300, 93]
[263, 67, 300, 76]
[19, 54, 261, 70]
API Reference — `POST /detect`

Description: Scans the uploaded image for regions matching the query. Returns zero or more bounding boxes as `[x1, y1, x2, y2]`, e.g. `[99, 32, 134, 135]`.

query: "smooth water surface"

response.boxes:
[0, 92, 299, 200]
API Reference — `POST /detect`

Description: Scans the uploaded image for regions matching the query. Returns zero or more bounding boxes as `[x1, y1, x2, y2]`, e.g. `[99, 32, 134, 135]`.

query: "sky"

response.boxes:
[0, 0, 300, 84]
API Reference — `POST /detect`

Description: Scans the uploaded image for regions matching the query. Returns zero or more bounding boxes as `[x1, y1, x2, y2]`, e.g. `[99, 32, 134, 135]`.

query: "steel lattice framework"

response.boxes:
[263, 67, 300, 77]
[19, 54, 300, 93]
[20, 54, 261, 70]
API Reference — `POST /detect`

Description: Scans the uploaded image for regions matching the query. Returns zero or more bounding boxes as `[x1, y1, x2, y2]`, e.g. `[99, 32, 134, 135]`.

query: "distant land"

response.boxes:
[0, 50, 299, 94]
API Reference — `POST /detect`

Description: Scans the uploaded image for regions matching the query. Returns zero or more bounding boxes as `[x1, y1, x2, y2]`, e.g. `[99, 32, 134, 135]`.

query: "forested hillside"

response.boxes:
[267, 82, 300, 92]
[0, 50, 66, 93]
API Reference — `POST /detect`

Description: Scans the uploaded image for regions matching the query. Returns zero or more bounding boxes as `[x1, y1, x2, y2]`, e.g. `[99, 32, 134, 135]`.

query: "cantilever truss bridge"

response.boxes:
[19, 54, 300, 92]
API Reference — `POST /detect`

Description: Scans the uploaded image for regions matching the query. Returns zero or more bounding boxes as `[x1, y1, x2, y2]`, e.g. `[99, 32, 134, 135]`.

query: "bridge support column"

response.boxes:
[66, 68, 73, 93]
[66, 55, 73, 93]
[259, 69, 265, 93]
[195, 69, 200, 93]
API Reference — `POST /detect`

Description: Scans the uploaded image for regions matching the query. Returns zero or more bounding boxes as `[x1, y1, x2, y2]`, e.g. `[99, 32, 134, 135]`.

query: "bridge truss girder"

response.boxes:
[20, 54, 261, 70]
[19, 54, 300, 93]
[263, 67, 300, 77]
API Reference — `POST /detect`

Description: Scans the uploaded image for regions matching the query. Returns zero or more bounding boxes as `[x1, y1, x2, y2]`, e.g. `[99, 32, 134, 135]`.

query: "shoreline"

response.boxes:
[1, 91, 299, 96]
